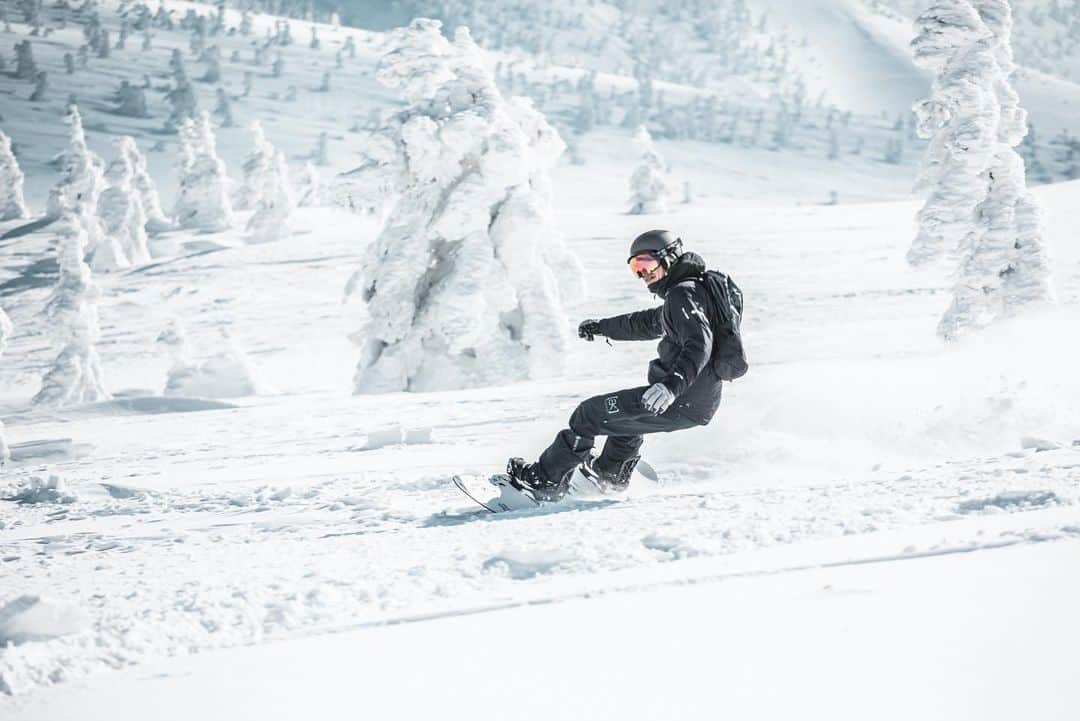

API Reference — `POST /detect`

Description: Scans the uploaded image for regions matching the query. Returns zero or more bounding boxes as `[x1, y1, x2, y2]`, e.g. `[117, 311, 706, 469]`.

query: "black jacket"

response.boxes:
[596, 252, 722, 424]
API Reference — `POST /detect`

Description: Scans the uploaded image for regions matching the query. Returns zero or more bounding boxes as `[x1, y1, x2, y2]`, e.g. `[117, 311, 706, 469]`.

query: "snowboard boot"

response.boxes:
[506, 457, 571, 502]
[584, 453, 640, 493]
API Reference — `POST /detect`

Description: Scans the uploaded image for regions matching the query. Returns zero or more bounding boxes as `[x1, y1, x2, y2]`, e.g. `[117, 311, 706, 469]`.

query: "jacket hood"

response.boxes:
[648, 252, 706, 298]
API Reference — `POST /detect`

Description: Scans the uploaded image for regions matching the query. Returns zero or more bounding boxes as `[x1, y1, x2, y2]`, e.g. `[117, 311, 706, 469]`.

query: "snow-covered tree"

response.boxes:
[330, 132, 403, 217]
[46, 107, 104, 225]
[173, 112, 233, 232]
[0, 129, 30, 220]
[213, 87, 234, 128]
[0, 306, 12, 464]
[908, 2, 999, 267]
[117, 136, 171, 234]
[347, 19, 585, 394]
[294, 161, 322, 207]
[938, 0, 1055, 339]
[246, 151, 294, 242]
[113, 80, 149, 117]
[628, 125, 671, 214]
[32, 213, 110, 407]
[235, 120, 274, 211]
[98, 154, 151, 268]
[15, 40, 37, 80]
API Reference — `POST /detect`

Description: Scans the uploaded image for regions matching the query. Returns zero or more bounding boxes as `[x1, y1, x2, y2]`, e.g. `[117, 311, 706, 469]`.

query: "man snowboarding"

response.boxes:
[506, 229, 740, 502]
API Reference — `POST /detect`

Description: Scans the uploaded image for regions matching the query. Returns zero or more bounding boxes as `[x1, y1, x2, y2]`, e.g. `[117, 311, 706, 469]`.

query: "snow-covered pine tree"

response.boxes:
[908, 1, 998, 267]
[246, 150, 294, 242]
[117, 136, 171, 234]
[347, 19, 585, 394]
[235, 120, 274, 211]
[173, 111, 233, 232]
[0, 306, 11, 464]
[32, 213, 110, 407]
[628, 124, 671, 214]
[294, 161, 322, 207]
[0, 129, 30, 220]
[938, 0, 1055, 340]
[98, 154, 151, 267]
[45, 106, 104, 224]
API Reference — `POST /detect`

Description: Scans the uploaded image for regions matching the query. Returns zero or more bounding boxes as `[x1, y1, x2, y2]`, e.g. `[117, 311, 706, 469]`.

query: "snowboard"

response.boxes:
[452, 459, 657, 514]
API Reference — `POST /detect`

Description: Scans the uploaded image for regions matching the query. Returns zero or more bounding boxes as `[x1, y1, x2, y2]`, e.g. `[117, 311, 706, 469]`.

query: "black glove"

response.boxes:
[578, 319, 603, 342]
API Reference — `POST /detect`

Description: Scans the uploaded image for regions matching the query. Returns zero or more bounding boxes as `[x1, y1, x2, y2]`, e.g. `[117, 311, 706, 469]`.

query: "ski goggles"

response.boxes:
[629, 253, 661, 278]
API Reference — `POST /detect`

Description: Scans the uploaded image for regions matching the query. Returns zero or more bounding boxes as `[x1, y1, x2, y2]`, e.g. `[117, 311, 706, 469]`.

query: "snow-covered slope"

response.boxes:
[1, 1, 1080, 716]
[747, 0, 930, 115]
[1, 151, 1079, 705]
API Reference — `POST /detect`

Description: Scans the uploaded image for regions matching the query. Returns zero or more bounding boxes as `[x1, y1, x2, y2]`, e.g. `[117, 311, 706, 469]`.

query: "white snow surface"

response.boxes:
[0, 1, 1079, 717]
[0, 170, 1078, 713]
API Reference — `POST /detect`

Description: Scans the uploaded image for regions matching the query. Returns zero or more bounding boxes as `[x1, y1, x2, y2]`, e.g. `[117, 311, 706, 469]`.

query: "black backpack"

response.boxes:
[692, 270, 748, 381]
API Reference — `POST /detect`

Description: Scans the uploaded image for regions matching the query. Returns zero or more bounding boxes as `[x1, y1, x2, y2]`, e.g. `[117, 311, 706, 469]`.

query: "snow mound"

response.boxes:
[1020, 436, 1062, 452]
[956, 490, 1062, 515]
[3, 475, 78, 505]
[353, 426, 433, 451]
[0, 595, 90, 646]
[641, 534, 701, 560]
[7, 438, 79, 463]
[83, 397, 238, 414]
[165, 349, 271, 399]
[482, 549, 577, 580]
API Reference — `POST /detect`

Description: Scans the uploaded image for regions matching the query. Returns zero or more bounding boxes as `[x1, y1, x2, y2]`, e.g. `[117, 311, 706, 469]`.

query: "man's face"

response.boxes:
[629, 253, 665, 286]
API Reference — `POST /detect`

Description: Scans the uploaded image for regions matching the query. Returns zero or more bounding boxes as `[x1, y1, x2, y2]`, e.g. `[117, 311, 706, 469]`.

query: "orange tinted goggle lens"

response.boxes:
[629, 254, 660, 277]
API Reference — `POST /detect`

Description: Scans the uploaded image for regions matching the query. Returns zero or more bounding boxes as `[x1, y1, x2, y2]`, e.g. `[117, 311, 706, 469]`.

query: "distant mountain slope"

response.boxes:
[747, 0, 930, 115]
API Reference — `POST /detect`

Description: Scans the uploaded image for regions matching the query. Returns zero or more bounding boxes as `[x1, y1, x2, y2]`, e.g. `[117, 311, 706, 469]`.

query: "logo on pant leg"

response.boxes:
[605, 396, 620, 414]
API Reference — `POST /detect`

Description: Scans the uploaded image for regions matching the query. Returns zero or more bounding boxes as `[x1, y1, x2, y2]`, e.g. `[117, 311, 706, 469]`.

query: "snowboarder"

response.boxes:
[508, 229, 729, 501]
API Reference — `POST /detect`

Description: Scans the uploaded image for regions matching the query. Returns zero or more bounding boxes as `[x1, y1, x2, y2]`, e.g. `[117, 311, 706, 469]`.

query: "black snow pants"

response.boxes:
[538, 385, 702, 484]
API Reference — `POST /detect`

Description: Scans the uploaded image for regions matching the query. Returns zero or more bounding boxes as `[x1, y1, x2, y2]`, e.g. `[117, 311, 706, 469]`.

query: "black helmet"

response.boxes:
[627, 229, 683, 268]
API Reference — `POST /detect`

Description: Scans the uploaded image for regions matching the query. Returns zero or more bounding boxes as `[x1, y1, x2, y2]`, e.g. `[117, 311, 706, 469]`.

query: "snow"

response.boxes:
[0, 596, 90, 649]
[0, 0, 1078, 717]
[4, 534, 1079, 719]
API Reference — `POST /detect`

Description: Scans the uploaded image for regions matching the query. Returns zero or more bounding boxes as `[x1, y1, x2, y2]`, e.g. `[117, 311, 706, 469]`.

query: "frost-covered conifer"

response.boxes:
[938, 0, 1055, 339]
[294, 161, 322, 207]
[0, 306, 12, 464]
[46, 106, 107, 266]
[97, 155, 150, 267]
[173, 112, 233, 231]
[213, 87, 234, 127]
[46, 107, 104, 220]
[246, 151, 294, 242]
[908, 1, 998, 267]
[347, 19, 584, 393]
[235, 120, 274, 211]
[117, 136, 170, 234]
[15, 41, 37, 80]
[0, 130, 30, 220]
[628, 125, 670, 214]
[114, 80, 149, 117]
[29, 70, 48, 102]
[33, 214, 110, 407]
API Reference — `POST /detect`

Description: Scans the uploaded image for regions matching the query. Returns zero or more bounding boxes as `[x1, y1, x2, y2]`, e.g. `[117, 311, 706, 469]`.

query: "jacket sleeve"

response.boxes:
[659, 285, 713, 397]
[596, 307, 663, 341]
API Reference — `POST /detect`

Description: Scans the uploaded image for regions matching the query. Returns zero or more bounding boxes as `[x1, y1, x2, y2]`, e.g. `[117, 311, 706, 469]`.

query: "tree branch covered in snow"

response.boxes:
[347, 19, 585, 394]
